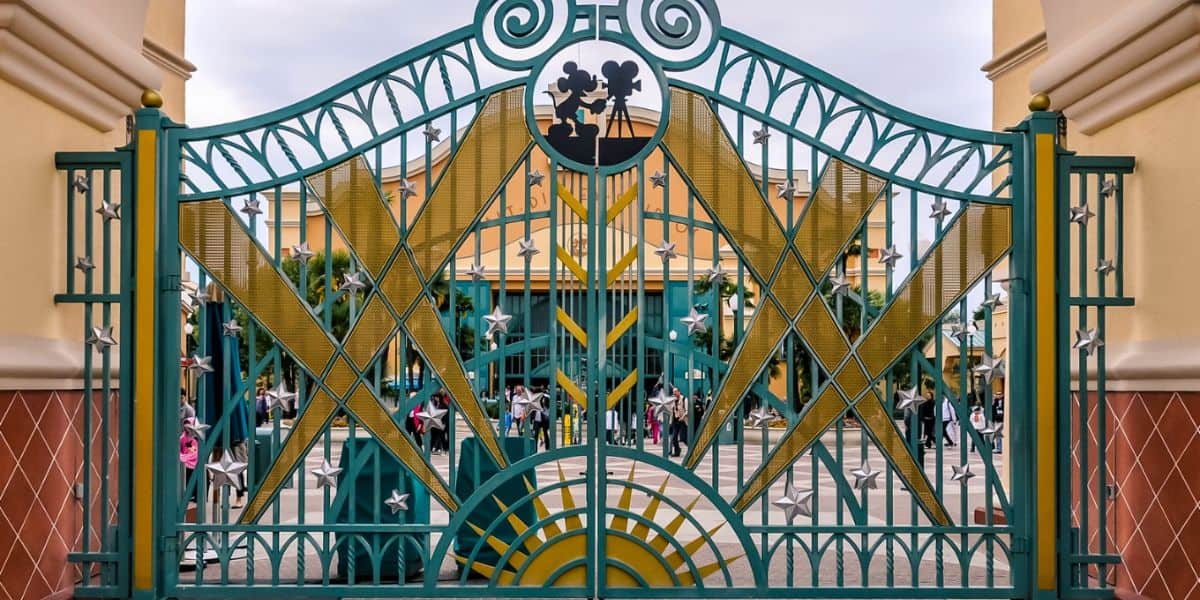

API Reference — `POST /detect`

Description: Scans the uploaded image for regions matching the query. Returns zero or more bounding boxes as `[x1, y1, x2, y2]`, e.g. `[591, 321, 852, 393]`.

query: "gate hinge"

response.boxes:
[1011, 536, 1031, 554]
[160, 274, 182, 292]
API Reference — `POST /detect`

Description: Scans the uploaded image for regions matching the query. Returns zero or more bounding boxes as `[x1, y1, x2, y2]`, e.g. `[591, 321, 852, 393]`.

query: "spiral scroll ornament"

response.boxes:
[624, 0, 721, 71]
[474, 0, 576, 70]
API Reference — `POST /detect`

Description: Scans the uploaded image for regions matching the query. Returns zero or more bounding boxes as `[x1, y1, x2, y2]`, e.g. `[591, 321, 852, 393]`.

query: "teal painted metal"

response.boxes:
[54, 150, 135, 600]
[50, 1, 1147, 599]
[1056, 153, 1135, 599]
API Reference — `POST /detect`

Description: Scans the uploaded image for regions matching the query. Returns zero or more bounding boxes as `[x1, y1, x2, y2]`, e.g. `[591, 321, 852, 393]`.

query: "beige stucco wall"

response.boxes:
[0, 0, 189, 389]
[991, 0, 1200, 389]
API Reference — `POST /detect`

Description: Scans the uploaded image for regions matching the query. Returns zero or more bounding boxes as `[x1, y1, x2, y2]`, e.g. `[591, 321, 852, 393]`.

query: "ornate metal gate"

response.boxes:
[86, 1, 1118, 598]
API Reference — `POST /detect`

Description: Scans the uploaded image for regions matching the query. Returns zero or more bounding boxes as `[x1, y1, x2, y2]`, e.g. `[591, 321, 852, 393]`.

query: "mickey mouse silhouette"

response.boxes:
[602, 60, 641, 139]
[545, 61, 606, 142]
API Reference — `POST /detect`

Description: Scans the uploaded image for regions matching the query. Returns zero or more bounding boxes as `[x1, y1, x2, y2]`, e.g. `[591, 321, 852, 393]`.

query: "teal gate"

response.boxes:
[49, 1, 1133, 599]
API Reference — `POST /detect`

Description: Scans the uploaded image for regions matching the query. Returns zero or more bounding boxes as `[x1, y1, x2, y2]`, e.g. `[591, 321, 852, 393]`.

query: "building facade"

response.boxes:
[0, 2, 190, 598]
[988, 2, 1200, 599]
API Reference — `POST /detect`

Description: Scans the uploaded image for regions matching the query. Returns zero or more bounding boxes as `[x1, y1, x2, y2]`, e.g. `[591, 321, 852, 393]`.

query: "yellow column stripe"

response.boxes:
[606, 247, 639, 287]
[606, 184, 639, 224]
[556, 245, 588, 282]
[556, 370, 587, 408]
[606, 307, 639, 350]
[132, 128, 157, 591]
[606, 369, 640, 410]
[556, 307, 588, 347]
[1035, 132, 1057, 591]
[557, 183, 588, 221]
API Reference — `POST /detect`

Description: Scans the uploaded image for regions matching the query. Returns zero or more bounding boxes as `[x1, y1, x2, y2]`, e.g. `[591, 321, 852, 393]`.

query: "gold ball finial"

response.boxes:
[1029, 93, 1051, 112]
[141, 89, 163, 108]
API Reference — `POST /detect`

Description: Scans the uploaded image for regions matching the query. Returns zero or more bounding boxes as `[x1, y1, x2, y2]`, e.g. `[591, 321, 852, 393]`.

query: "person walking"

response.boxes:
[919, 392, 936, 448]
[991, 393, 1005, 454]
[941, 397, 957, 447]
[605, 406, 620, 444]
[253, 387, 269, 427]
[512, 385, 529, 435]
[646, 401, 661, 445]
[670, 391, 688, 457]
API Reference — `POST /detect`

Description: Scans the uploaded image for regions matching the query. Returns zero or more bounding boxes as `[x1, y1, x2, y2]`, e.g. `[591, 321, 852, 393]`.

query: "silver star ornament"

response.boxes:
[829, 273, 850, 297]
[974, 354, 1004, 383]
[654, 240, 677, 262]
[850, 463, 881, 490]
[752, 127, 770, 145]
[1069, 204, 1095, 226]
[648, 388, 675, 418]
[311, 460, 343, 489]
[266, 383, 297, 412]
[183, 419, 210, 440]
[95, 201, 121, 221]
[74, 256, 95, 273]
[398, 179, 419, 200]
[290, 242, 314, 264]
[416, 404, 448, 431]
[205, 452, 248, 489]
[240, 198, 263, 217]
[73, 174, 90, 194]
[188, 354, 214, 374]
[86, 326, 117, 351]
[772, 484, 814, 522]
[1073, 328, 1105, 355]
[527, 170, 545, 187]
[483, 305, 513, 336]
[930, 198, 952, 221]
[422, 123, 441, 143]
[705, 264, 726, 285]
[896, 387, 924, 412]
[649, 170, 667, 188]
[517, 238, 540, 260]
[222, 319, 243, 337]
[680, 308, 709, 336]
[339, 271, 367, 294]
[776, 180, 797, 200]
[951, 463, 975, 485]
[1095, 259, 1116, 277]
[878, 245, 903, 268]
[384, 489, 410, 514]
[747, 407, 776, 428]
[949, 323, 971, 343]
[1100, 179, 1117, 197]
[981, 293, 1004, 311]
[466, 263, 486, 281]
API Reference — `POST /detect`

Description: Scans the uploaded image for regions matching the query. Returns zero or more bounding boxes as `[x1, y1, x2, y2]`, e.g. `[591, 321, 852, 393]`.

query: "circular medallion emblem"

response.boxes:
[527, 41, 668, 172]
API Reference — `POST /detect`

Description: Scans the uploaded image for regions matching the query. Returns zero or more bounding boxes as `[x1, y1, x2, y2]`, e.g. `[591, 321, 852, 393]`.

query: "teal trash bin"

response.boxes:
[331, 436, 429, 582]
[252, 427, 292, 489]
[717, 417, 737, 444]
[454, 436, 537, 576]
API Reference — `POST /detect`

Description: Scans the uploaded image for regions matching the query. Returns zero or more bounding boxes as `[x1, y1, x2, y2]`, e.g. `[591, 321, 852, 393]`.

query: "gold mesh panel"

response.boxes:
[239, 391, 339, 523]
[794, 158, 885, 276]
[403, 298, 508, 468]
[858, 204, 1011, 377]
[377, 254, 422, 315]
[662, 88, 785, 280]
[836, 362, 872, 401]
[345, 385, 459, 510]
[306, 155, 400, 277]
[733, 388, 843, 512]
[324, 358, 359, 399]
[407, 87, 530, 279]
[795, 302, 850, 369]
[686, 302, 790, 469]
[342, 298, 397, 369]
[772, 254, 814, 318]
[180, 201, 336, 371]
[855, 392, 951, 525]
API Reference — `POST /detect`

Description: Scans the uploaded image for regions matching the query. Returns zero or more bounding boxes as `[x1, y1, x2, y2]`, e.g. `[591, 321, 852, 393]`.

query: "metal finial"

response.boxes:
[1028, 93, 1050, 112]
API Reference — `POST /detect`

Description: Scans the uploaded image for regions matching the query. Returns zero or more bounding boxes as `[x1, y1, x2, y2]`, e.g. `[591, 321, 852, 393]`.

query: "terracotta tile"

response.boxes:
[1121, 529, 1156, 591]
[18, 500, 53, 557]
[0, 396, 36, 461]
[1179, 438, 1200, 480]
[1158, 538, 1199, 600]
[0, 437, 15, 496]
[1139, 430, 1175, 488]
[1180, 512, 1200, 576]
[1140, 568, 1172, 600]
[1159, 396, 1199, 450]
[1121, 464, 1155, 526]
[0, 471, 34, 534]
[0, 541, 34, 599]
[1159, 468, 1198, 527]
[1139, 501, 1174, 555]
[1123, 398, 1157, 445]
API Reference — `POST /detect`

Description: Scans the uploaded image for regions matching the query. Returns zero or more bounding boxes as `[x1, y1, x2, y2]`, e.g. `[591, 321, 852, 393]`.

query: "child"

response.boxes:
[179, 418, 199, 503]
[968, 406, 987, 453]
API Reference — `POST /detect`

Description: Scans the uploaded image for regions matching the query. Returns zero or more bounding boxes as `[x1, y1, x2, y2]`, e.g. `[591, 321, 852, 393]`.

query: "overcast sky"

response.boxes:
[185, 1, 993, 131]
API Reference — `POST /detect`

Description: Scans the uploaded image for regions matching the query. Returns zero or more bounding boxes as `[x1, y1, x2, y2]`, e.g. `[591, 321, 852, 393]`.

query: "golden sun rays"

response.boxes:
[456, 464, 740, 588]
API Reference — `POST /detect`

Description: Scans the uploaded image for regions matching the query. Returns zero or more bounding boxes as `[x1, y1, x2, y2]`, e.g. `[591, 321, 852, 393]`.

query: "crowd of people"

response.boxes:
[901, 389, 1006, 465]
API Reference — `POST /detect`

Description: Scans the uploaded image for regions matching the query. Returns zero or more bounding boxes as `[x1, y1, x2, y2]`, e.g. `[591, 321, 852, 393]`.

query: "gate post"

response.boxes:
[130, 89, 179, 600]
[1012, 93, 1062, 600]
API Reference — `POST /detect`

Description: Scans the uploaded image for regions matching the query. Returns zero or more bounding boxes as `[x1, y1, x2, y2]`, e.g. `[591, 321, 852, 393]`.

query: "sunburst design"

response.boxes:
[457, 464, 739, 588]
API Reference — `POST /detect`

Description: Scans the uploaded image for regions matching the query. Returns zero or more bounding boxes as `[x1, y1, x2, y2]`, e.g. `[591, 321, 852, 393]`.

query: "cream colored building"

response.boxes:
[988, 2, 1200, 598]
